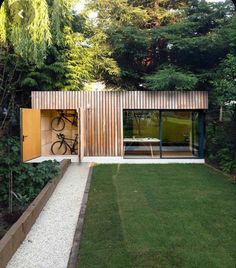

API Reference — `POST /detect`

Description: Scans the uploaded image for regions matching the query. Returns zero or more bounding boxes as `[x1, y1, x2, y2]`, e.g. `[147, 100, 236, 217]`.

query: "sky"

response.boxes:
[74, 2, 85, 14]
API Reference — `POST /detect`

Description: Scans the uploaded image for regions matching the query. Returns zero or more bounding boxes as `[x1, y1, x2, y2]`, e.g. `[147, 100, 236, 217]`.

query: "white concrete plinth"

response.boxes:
[82, 157, 205, 164]
[27, 155, 79, 163]
[27, 156, 205, 164]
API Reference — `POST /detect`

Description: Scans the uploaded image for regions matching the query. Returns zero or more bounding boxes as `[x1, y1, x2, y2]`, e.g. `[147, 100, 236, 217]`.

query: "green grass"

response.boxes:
[78, 165, 236, 268]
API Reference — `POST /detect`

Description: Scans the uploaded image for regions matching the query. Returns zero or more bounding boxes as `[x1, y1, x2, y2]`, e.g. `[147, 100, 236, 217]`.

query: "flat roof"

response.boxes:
[31, 91, 208, 110]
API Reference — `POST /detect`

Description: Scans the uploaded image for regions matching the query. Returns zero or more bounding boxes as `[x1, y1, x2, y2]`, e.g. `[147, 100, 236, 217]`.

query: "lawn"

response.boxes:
[78, 164, 236, 268]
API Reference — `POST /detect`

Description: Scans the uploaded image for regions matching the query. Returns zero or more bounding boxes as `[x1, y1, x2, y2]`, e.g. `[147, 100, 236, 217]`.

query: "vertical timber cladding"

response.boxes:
[31, 91, 208, 156]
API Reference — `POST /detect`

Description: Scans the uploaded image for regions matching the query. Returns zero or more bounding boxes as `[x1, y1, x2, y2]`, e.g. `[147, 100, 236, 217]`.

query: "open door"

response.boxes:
[79, 108, 85, 161]
[21, 108, 41, 162]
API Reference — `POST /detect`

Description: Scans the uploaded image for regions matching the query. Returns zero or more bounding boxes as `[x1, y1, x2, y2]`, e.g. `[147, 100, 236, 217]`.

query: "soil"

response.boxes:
[0, 205, 26, 240]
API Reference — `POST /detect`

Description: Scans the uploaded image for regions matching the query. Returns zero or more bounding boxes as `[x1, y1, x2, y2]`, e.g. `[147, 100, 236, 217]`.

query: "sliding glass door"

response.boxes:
[123, 110, 160, 158]
[161, 111, 199, 158]
[123, 110, 204, 159]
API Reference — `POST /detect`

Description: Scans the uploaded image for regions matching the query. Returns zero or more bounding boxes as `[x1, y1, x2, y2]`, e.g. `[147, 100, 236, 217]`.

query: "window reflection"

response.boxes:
[162, 111, 198, 158]
[123, 110, 200, 159]
[123, 110, 160, 158]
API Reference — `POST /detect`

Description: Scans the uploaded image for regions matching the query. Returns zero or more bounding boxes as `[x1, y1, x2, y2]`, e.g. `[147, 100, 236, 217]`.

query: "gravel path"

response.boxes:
[7, 163, 90, 268]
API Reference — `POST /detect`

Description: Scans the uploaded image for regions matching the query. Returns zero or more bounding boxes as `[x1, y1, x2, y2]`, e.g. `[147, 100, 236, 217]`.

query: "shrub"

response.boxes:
[217, 148, 236, 174]
[206, 122, 236, 173]
[0, 137, 60, 207]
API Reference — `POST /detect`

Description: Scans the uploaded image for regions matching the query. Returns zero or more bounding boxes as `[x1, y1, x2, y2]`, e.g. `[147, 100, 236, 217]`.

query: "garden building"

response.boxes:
[21, 91, 208, 163]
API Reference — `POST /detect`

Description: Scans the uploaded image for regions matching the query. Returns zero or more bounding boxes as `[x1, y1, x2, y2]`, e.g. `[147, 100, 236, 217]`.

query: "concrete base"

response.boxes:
[82, 157, 205, 164]
[27, 155, 79, 163]
[27, 156, 205, 164]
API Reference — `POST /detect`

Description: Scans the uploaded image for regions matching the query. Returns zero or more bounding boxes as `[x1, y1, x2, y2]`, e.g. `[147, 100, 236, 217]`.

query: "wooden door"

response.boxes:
[79, 108, 85, 161]
[21, 108, 41, 162]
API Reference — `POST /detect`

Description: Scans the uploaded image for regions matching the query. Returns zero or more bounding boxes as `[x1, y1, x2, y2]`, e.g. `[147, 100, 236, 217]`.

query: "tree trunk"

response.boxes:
[219, 106, 223, 122]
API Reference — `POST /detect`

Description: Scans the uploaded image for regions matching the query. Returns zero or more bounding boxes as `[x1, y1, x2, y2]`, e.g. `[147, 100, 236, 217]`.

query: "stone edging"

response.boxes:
[67, 163, 94, 268]
[0, 159, 71, 268]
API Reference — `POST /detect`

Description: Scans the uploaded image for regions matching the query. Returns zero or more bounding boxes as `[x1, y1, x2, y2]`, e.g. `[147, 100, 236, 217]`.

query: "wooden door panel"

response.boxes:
[21, 109, 41, 162]
[79, 108, 85, 161]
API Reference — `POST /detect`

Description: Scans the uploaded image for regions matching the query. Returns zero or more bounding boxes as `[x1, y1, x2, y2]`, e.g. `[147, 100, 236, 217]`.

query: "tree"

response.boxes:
[129, 0, 188, 27]
[62, 27, 94, 90]
[0, 0, 95, 133]
[212, 54, 236, 116]
[81, 0, 148, 84]
[144, 64, 198, 91]
[0, 0, 52, 65]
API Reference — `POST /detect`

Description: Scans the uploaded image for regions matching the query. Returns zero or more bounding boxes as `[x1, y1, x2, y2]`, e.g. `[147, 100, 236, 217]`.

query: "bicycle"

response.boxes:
[51, 110, 78, 131]
[51, 133, 78, 155]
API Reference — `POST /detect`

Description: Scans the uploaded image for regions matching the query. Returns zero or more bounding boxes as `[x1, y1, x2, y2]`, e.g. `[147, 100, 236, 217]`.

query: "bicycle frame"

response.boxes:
[59, 135, 78, 153]
[58, 110, 78, 126]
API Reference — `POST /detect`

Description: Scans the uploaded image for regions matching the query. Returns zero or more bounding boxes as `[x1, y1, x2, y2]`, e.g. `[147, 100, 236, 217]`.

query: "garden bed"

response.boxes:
[0, 159, 71, 268]
[0, 205, 25, 240]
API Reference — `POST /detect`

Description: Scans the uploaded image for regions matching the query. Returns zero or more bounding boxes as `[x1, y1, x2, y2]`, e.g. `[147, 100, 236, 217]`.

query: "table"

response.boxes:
[123, 138, 160, 157]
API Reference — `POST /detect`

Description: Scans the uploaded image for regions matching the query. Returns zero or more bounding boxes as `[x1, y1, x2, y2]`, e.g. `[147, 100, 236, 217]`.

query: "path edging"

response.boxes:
[0, 159, 71, 268]
[67, 163, 94, 268]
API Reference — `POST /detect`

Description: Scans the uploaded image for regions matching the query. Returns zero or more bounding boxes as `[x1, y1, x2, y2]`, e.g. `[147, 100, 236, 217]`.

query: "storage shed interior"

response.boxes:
[41, 109, 78, 156]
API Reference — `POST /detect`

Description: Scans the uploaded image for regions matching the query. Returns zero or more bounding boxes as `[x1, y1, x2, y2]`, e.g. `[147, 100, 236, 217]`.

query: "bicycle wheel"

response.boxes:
[51, 141, 67, 155]
[51, 117, 65, 131]
[72, 142, 78, 155]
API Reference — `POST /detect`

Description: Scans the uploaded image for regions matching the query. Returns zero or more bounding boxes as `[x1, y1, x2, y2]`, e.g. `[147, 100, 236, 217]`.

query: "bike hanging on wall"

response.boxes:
[51, 133, 78, 155]
[51, 110, 78, 131]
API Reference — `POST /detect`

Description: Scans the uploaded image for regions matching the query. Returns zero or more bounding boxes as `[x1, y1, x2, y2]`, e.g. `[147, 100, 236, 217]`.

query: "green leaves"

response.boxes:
[206, 122, 236, 173]
[86, 0, 149, 29]
[0, 137, 60, 207]
[212, 54, 236, 107]
[0, 0, 52, 65]
[110, 27, 150, 59]
[50, 0, 74, 46]
[144, 65, 198, 91]
[218, 148, 236, 173]
[20, 77, 38, 88]
[0, 0, 78, 65]
[62, 27, 94, 90]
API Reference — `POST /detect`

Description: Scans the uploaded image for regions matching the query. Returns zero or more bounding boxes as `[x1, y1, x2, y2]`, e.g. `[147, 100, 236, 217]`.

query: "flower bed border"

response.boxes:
[0, 159, 71, 268]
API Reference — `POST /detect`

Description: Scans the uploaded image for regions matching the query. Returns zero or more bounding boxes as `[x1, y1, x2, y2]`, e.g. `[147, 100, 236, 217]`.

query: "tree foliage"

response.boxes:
[0, 0, 52, 64]
[144, 65, 198, 91]
[212, 54, 236, 107]
[0, 0, 235, 172]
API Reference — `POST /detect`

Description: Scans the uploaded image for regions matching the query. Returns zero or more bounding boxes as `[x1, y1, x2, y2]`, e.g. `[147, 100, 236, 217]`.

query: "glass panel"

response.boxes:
[192, 112, 199, 157]
[123, 110, 160, 158]
[162, 111, 198, 158]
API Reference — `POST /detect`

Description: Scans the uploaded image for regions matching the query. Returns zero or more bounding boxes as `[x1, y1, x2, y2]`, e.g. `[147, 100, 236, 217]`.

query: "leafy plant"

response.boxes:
[206, 122, 236, 173]
[218, 148, 236, 173]
[0, 137, 60, 208]
[212, 54, 236, 108]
